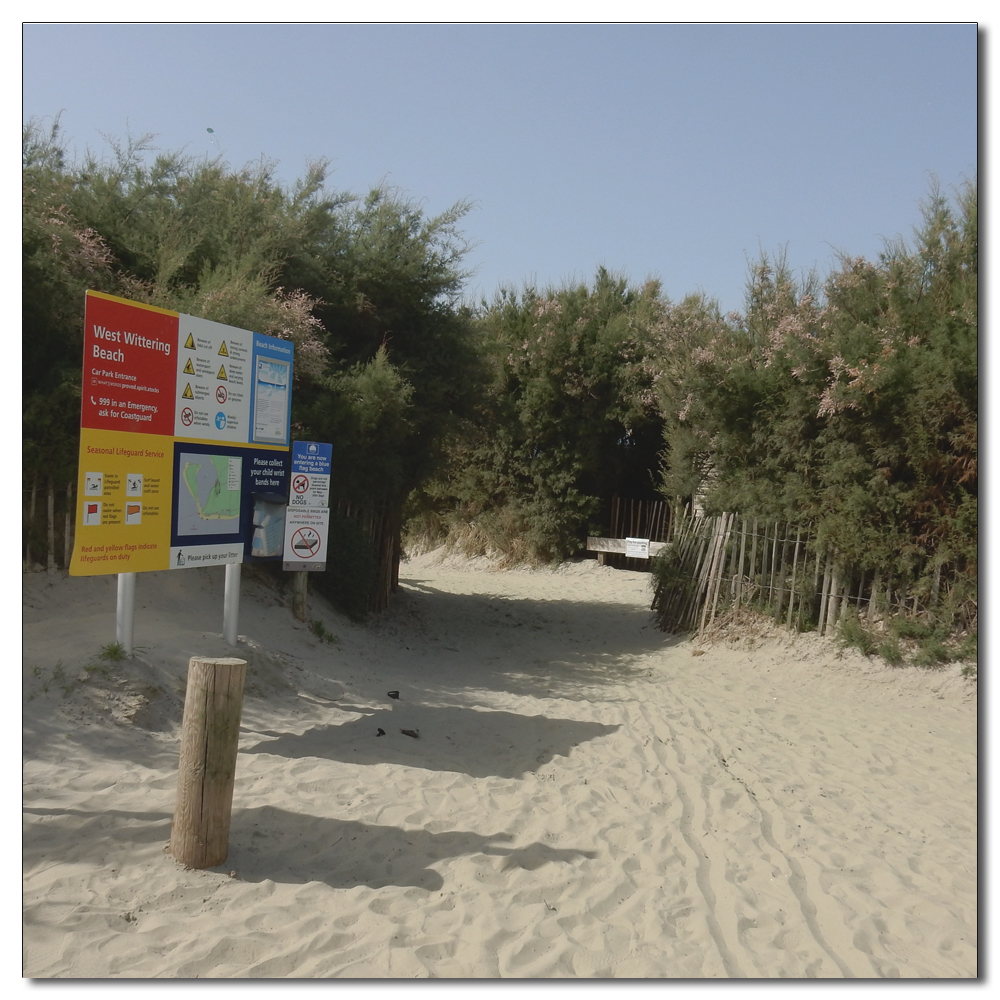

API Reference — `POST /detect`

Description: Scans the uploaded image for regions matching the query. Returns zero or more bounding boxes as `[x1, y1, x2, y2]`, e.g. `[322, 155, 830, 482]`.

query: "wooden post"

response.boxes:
[46, 482, 56, 572]
[786, 528, 802, 631]
[825, 563, 842, 635]
[818, 555, 833, 635]
[734, 517, 748, 610]
[707, 513, 734, 628]
[682, 517, 712, 630]
[27, 474, 37, 569]
[867, 570, 881, 626]
[774, 524, 790, 623]
[170, 657, 247, 869]
[64, 478, 74, 570]
[768, 522, 779, 611]
[699, 515, 728, 633]
[292, 571, 309, 622]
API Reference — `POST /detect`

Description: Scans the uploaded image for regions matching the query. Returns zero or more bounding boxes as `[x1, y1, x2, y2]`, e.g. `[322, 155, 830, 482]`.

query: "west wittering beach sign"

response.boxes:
[70, 291, 294, 576]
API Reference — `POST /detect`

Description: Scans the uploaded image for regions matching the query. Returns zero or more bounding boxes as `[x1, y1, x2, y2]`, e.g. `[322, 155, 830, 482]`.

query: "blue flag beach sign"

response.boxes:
[283, 441, 332, 571]
[288, 440, 332, 508]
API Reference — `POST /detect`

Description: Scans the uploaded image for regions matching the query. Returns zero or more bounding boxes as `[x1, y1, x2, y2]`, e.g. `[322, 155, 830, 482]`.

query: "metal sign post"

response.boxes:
[224, 562, 241, 646]
[116, 572, 136, 655]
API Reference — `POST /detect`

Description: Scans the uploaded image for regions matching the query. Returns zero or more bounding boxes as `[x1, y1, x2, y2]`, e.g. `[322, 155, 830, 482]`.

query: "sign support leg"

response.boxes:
[292, 571, 309, 622]
[116, 572, 136, 656]
[224, 562, 241, 646]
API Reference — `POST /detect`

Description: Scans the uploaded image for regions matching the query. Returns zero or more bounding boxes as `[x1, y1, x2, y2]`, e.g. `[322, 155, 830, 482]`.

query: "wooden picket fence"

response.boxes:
[25, 476, 404, 616]
[23, 476, 76, 573]
[597, 495, 671, 569]
[650, 510, 971, 638]
[325, 497, 403, 613]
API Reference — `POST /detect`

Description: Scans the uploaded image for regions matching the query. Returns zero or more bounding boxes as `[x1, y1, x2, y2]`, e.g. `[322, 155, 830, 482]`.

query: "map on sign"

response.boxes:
[176, 453, 242, 536]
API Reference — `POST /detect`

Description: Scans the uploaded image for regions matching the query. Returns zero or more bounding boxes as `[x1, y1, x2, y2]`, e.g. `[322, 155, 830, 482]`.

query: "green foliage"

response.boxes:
[834, 603, 975, 670]
[419, 269, 666, 562]
[23, 119, 116, 490]
[655, 181, 977, 616]
[310, 514, 379, 621]
[23, 120, 478, 599]
[98, 641, 129, 662]
[25, 118, 976, 645]
[649, 547, 700, 635]
[836, 608, 877, 657]
[955, 631, 977, 663]
[911, 639, 954, 668]
[302, 346, 415, 504]
[877, 635, 905, 667]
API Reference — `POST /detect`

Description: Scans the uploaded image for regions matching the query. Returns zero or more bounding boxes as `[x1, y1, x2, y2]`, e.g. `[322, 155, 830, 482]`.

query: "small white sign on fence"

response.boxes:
[625, 537, 651, 560]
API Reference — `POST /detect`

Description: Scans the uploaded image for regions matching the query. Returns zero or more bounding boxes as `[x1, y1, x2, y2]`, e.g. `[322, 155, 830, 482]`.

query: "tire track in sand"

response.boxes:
[659, 693, 866, 978]
[638, 700, 745, 978]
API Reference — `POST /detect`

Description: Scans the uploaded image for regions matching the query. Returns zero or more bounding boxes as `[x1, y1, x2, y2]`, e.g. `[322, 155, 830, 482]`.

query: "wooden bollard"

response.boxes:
[170, 657, 247, 868]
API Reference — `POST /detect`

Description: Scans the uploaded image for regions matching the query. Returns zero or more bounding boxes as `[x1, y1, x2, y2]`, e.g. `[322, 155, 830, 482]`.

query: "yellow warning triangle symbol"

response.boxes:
[182, 383, 194, 399]
[217, 364, 228, 381]
[184, 333, 195, 350]
[218, 341, 229, 357]
[183, 358, 195, 375]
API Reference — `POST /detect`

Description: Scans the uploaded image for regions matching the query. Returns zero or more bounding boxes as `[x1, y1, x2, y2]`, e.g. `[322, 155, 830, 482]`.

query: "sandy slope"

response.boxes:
[22, 551, 977, 978]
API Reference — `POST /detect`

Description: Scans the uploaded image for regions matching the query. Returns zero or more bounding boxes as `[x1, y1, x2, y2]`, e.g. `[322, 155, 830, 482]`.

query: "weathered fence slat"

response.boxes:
[649, 507, 967, 642]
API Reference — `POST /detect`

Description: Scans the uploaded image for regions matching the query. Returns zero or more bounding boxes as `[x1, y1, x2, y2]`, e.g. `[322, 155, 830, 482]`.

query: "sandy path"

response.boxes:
[22, 553, 977, 978]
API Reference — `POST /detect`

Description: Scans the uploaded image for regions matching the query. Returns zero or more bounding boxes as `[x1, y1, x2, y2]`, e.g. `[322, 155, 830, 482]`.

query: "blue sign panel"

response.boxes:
[251, 334, 294, 446]
[291, 441, 333, 476]
[167, 441, 290, 565]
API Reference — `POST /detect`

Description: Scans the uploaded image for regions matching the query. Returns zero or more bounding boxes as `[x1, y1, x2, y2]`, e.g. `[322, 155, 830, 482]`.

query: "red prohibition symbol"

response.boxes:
[216, 385, 227, 404]
[292, 474, 309, 494]
[181, 407, 194, 426]
[291, 526, 321, 558]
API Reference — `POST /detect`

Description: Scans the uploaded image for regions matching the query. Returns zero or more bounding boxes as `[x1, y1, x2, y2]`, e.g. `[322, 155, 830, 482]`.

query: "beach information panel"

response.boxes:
[70, 291, 294, 576]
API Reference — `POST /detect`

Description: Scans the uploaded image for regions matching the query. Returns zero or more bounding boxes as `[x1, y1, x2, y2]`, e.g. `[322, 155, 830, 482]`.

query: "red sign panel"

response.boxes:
[81, 292, 179, 437]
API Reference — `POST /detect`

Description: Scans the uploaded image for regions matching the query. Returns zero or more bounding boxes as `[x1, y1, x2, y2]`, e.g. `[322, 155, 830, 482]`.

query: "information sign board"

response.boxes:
[625, 537, 651, 559]
[282, 506, 330, 572]
[70, 291, 293, 576]
[289, 441, 332, 508]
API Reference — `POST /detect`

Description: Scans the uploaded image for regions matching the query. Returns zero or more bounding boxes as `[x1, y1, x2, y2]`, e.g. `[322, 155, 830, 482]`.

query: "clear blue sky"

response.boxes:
[22, 22, 978, 316]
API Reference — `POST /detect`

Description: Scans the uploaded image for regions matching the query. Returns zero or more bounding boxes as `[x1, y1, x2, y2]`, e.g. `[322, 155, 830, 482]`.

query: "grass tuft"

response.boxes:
[836, 608, 877, 657]
[309, 619, 339, 644]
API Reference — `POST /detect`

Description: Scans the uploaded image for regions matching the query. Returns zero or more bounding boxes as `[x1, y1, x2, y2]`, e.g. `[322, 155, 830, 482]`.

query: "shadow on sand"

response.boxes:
[243, 703, 619, 779]
[23, 805, 595, 893]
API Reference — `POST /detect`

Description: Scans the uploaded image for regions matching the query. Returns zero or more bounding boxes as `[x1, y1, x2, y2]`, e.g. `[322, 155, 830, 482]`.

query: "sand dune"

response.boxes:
[22, 551, 977, 978]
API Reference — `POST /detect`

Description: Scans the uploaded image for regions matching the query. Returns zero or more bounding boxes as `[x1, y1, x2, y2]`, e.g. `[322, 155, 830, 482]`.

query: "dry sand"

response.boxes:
[22, 550, 977, 979]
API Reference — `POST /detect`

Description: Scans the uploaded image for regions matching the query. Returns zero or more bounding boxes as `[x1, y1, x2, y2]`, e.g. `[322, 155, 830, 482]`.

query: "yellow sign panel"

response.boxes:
[217, 364, 228, 381]
[218, 341, 229, 357]
[184, 332, 195, 349]
[70, 427, 174, 575]
[183, 358, 195, 375]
